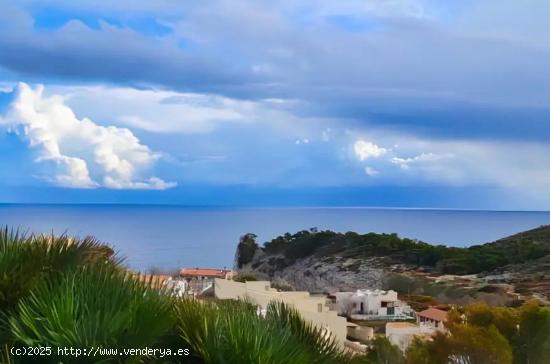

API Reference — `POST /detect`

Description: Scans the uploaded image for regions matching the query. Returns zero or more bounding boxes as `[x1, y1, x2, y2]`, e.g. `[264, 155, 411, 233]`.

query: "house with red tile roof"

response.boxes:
[180, 267, 231, 279]
[180, 267, 234, 296]
[416, 307, 448, 331]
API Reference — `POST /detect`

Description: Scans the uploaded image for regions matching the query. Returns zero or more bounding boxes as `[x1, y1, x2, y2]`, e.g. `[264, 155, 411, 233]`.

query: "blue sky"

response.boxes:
[0, 0, 549, 209]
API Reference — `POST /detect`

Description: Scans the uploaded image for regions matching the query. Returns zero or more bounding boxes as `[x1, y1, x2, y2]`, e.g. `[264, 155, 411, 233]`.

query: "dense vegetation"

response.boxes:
[260, 226, 550, 274]
[405, 302, 550, 364]
[366, 302, 550, 364]
[335, 301, 550, 364]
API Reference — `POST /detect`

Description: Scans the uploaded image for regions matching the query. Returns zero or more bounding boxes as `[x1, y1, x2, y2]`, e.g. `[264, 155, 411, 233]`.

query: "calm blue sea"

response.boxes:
[1, 204, 550, 271]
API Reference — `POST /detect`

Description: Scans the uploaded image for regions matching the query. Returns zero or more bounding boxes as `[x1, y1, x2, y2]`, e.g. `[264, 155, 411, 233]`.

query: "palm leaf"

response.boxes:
[8, 264, 175, 363]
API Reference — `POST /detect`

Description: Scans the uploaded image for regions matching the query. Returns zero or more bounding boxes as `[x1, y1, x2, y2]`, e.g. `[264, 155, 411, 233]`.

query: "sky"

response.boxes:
[0, 0, 549, 209]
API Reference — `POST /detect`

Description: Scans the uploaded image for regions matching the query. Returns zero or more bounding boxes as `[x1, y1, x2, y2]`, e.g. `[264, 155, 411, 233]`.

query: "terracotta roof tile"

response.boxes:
[180, 268, 229, 278]
[418, 307, 448, 322]
[386, 322, 417, 329]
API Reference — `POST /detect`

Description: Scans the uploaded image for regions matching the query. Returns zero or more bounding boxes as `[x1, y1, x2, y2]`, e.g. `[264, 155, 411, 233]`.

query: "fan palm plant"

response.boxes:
[175, 298, 356, 364]
[265, 301, 352, 362]
[7, 264, 176, 363]
[0, 227, 120, 313]
[0, 228, 121, 345]
[175, 298, 309, 363]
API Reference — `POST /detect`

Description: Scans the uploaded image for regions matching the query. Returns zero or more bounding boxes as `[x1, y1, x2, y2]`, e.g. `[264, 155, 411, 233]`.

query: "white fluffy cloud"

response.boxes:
[391, 152, 452, 170]
[0, 83, 175, 189]
[354, 140, 387, 160]
[349, 130, 550, 189]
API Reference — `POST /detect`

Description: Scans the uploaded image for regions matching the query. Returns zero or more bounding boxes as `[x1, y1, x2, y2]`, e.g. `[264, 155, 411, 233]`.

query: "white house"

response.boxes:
[385, 322, 435, 351]
[335, 289, 412, 319]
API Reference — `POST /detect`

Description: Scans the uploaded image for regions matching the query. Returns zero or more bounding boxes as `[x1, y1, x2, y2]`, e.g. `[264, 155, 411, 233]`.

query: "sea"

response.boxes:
[1, 204, 550, 271]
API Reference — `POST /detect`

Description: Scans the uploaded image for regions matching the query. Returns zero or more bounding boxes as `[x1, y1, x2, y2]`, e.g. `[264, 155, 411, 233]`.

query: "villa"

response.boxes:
[180, 267, 233, 280]
[385, 307, 448, 351]
[180, 267, 234, 296]
[416, 307, 448, 331]
[334, 289, 413, 320]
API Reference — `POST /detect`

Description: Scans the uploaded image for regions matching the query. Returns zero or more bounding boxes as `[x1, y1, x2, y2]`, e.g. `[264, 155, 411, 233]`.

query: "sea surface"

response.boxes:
[1, 204, 550, 271]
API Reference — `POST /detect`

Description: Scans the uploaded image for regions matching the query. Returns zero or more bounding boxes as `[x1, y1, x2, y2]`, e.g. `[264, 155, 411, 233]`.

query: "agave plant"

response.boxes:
[8, 264, 175, 363]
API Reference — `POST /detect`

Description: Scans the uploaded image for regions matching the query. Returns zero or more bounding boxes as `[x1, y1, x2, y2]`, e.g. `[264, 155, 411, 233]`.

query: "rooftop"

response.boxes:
[354, 289, 396, 296]
[180, 267, 230, 278]
[386, 322, 417, 329]
[417, 307, 448, 322]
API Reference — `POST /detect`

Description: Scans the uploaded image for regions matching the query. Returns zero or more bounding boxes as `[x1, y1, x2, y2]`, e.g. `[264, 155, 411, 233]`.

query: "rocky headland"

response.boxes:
[235, 225, 550, 305]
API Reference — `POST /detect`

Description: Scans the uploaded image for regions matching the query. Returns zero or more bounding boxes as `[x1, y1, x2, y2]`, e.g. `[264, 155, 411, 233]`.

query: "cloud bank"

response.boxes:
[0, 83, 175, 189]
[0, 2, 550, 208]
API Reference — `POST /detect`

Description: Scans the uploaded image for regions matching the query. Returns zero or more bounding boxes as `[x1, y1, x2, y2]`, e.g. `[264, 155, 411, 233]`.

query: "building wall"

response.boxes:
[214, 278, 248, 299]
[416, 316, 446, 332]
[214, 279, 348, 346]
[300, 310, 348, 345]
[386, 331, 415, 352]
[335, 290, 407, 317]
[347, 325, 374, 343]
[245, 281, 272, 292]
[386, 323, 436, 351]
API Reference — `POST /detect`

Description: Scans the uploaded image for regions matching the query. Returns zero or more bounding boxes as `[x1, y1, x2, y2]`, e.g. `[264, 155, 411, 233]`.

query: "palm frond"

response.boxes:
[8, 264, 175, 363]
[175, 298, 351, 364]
[0, 227, 121, 313]
[266, 300, 352, 363]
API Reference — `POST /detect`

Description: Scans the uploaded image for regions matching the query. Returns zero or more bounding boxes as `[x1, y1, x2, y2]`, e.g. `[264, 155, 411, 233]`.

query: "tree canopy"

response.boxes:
[261, 227, 550, 275]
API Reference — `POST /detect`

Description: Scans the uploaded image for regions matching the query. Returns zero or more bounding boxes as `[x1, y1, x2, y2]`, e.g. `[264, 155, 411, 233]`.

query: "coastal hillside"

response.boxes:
[236, 225, 550, 302]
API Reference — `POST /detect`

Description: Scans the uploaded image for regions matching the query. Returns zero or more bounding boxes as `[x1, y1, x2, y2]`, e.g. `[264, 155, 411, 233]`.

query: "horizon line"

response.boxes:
[0, 202, 549, 213]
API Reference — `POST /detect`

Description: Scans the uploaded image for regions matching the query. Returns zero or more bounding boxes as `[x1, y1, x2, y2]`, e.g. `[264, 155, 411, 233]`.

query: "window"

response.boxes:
[318, 303, 323, 312]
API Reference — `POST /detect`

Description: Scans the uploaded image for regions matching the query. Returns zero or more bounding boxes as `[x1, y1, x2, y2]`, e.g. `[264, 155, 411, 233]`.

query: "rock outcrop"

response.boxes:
[242, 253, 388, 293]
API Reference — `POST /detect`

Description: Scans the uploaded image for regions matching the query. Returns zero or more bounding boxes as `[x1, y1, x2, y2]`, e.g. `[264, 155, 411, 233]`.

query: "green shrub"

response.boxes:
[233, 272, 259, 282]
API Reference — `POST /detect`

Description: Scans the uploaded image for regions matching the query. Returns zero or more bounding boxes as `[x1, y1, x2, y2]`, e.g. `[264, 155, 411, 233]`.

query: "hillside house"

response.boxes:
[335, 289, 412, 319]
[416, 307, 448, 331]
[180, 267, 233, 296]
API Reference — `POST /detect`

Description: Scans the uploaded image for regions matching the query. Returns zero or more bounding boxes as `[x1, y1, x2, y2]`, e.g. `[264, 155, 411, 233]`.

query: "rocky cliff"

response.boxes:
[236, 226, 550, 302]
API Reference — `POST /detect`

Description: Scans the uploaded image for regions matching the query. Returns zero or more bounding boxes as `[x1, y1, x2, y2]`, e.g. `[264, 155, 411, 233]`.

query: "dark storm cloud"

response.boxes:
[1, 1, 550, 141]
